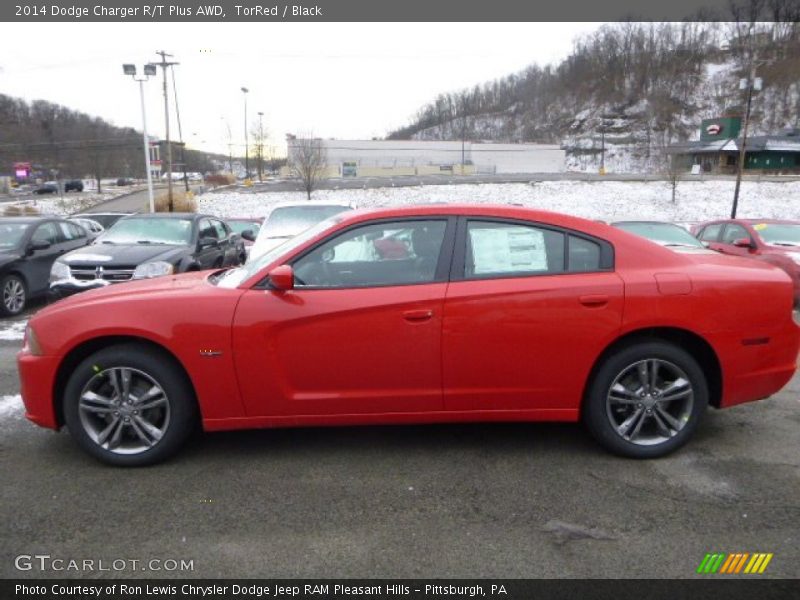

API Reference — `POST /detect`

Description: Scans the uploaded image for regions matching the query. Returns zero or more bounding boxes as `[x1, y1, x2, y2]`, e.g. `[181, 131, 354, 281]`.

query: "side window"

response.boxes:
[31, 222, 59, 245]
[698, 223, 722, 242]
[199, 219, 217, 240]
[568, 235, 600, 272]
[293, 220, 447, 288]
[466, 221, 565, 278]
[67, 222, 86, 239]
[721, 224, 750, 244]
[212, 220, 228, 240]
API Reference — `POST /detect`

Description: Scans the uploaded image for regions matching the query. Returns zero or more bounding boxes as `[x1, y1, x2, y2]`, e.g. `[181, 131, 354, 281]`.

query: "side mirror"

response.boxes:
[733, 237, 754, 249]
[28, 240, 51, 253]
[241, 229, 255, 242]
[198, 237, 218, 249]
[268, 265, 294, 291]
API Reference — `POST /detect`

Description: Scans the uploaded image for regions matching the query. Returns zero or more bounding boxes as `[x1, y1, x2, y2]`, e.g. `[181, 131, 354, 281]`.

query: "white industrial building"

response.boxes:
[285, 137, 565, 178]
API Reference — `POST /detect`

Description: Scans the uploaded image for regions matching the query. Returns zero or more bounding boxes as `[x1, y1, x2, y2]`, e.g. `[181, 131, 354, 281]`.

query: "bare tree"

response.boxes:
[289, 135, 327, 200]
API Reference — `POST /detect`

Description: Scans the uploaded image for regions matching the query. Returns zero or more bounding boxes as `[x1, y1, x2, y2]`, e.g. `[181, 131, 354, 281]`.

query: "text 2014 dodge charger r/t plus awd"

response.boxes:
[17, 205, 800, 466]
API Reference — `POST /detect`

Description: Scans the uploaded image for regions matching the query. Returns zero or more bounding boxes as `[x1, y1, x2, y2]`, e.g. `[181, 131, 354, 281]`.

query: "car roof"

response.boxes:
[337, 203, 621, 235]
[119, 212, 205, 219]
[0, 216, 59, 224]
[737, 219, 800, 225]
[72, 211, 132, 217]
[610, 221, 684, 226]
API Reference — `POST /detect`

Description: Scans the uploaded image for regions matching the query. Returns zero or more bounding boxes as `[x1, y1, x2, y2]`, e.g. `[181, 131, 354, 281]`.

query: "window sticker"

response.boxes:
[753, 223, 768, 231]
[471, 227, 547, 274]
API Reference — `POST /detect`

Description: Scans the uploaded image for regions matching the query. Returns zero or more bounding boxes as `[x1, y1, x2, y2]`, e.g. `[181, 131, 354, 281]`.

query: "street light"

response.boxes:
[122, 63, 156, 212]
[241, 87, 249, 179]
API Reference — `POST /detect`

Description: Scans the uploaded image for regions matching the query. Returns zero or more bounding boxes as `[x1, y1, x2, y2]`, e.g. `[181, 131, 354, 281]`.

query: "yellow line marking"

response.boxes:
[758, 554, 773, 574]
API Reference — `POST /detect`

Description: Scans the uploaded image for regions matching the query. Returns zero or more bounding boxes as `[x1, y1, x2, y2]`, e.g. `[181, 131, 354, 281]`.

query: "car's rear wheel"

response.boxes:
[63, 344, 197, 466]
[583, 341, 708, 458]
[1, 274, 27, 316]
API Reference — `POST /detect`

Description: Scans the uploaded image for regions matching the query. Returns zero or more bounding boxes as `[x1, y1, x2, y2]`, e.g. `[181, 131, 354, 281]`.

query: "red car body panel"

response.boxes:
[17, 205, 800, 434]
[692, 218, 800, 303]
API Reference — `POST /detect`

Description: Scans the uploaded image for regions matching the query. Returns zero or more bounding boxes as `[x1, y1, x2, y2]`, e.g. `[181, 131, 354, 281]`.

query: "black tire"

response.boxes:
[583, 340, 708, 458]
[62, 343, 197, 466]
[1, 274, 27, 317]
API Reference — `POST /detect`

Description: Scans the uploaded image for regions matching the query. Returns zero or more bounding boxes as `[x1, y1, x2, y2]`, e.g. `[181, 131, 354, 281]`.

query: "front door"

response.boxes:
[232, 217, 454, 417]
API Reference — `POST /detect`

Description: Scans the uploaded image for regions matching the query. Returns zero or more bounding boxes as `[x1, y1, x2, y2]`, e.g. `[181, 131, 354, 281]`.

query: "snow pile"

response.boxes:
[6, 188, 132, 216]
[0, 320, 26, 341]
[198, 180, 800, 224]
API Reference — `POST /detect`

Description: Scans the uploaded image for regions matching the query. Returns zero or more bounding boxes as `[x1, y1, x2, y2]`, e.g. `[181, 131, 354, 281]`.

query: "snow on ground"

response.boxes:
[0, 320, 26, 341]
[4, 188, 131, 216]
[0, 395, 23, 420]
[198, 180, 800, 224]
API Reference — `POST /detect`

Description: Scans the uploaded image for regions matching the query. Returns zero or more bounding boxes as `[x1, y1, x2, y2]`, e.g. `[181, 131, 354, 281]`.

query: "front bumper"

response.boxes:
[17, 350, 60, 429]
[49, 277, 112, 298]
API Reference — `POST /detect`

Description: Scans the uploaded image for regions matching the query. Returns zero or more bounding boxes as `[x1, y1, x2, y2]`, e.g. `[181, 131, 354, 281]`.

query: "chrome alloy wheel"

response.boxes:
[2, 277, 25, 314]
[605, 359, 694, 446]
[78, 367, 171, 455]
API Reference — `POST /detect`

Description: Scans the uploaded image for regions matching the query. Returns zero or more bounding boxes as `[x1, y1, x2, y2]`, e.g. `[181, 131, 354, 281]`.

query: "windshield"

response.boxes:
[614, 222, 703, 247]
[753, 223, 800, 246]
[98, 217, 193, 245]
[0, 223, 29, 250]
[228, 220, 261, 236]
[216, 216, 345, 288]
[259, 205, 351, 239]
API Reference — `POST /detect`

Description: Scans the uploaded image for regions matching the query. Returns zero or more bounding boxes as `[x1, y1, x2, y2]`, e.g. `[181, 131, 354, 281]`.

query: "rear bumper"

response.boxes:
[714, 326, 800, 408]
[17, 351, 60, 430]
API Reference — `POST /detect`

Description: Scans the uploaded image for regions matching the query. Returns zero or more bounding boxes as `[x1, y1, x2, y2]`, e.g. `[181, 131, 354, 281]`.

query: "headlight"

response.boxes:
[49, 261, 70, 283]
[132, 261, 174, 280]
[788, 254, 800, 265]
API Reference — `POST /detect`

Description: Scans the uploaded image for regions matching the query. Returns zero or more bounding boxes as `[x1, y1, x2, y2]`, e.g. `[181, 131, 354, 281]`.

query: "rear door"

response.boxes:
[442, 218, 624, 414]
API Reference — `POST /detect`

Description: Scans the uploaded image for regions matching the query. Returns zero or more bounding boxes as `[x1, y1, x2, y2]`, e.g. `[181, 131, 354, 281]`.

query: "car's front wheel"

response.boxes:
[63, 344, 197, 466]
[583, 341, 708, 458]
[1, 274, 27, 316]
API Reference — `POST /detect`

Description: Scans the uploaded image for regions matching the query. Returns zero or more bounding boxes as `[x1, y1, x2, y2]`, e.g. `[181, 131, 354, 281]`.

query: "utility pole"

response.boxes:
[731, 62, 762, 219]
[155, 50, 179, 211]
[257, 111, 264, 182]
[170, 65, 190, 193]
[241, 87, 249, 180]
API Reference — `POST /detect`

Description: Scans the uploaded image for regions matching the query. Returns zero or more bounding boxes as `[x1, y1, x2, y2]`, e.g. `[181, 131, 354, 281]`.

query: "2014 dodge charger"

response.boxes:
[17, 205, 800, 466]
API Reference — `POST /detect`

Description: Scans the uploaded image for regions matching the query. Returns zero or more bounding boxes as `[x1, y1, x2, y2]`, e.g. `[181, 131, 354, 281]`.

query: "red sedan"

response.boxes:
[692, 219, 800, 306]
[18, 205, 800, 465]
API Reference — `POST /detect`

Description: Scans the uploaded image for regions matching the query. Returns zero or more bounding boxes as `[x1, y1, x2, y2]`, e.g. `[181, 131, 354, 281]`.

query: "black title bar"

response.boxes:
[2, 0, 774, 23]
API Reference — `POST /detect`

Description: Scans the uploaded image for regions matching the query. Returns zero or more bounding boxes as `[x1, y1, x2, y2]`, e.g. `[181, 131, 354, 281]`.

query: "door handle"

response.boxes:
[579, 294, 608, 307]
[402, 309, 433, 322]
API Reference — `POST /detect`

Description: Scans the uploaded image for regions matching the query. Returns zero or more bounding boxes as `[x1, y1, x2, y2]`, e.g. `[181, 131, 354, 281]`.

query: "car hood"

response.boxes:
[59, 243, 189, 266]
[40, 270, 214, 313]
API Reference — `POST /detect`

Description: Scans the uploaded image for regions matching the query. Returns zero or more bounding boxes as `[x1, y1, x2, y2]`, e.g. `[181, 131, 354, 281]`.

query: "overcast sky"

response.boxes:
[0, 22, 601, 156]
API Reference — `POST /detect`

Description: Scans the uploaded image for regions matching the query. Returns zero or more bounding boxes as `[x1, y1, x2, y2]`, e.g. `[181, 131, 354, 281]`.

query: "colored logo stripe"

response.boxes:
[697, 552, 773, 574]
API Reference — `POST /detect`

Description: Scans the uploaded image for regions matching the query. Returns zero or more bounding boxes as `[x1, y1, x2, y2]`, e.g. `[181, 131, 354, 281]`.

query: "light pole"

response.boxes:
[241, 87, 249, 179]
[123, 63, 157, 213]
[257, 111, 264, 182]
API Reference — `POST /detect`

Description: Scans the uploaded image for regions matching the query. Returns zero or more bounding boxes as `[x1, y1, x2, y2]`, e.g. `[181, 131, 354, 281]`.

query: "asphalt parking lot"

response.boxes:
[0, 309, 798, 579]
